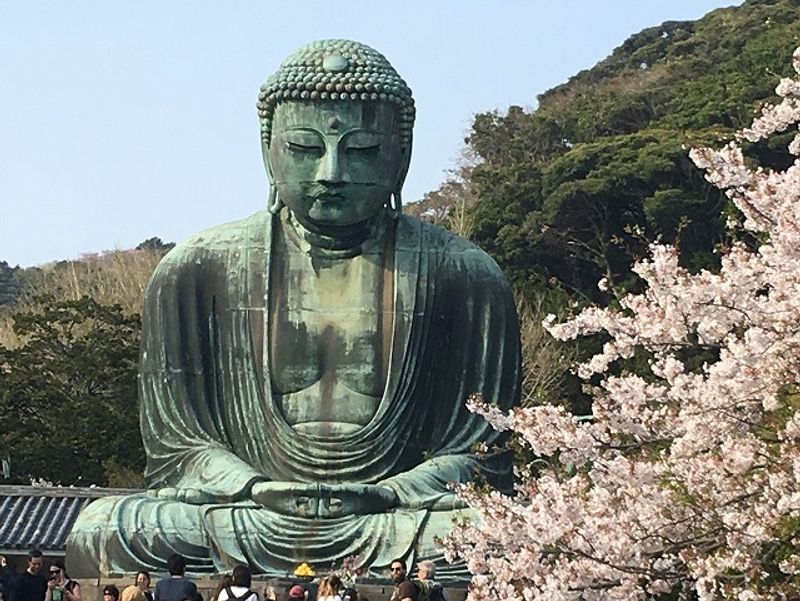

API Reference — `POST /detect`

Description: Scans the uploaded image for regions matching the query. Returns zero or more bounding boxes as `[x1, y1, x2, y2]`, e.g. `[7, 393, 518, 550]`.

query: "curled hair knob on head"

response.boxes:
[257, 39, 415, 153]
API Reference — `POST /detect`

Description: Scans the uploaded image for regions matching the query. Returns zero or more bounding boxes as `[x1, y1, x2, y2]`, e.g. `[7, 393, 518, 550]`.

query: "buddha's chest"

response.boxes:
[267, 235, 394, 433]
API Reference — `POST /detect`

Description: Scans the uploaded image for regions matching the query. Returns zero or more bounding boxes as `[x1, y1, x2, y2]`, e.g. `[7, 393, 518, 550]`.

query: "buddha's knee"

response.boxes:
[67, 495, 129, 576]
[67, 494, 212, 576]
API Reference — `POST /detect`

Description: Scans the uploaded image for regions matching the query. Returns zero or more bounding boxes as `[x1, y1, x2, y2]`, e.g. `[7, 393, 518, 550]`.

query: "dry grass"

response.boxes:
[0, 248, 163, 348]
[518, 299, 579, 407]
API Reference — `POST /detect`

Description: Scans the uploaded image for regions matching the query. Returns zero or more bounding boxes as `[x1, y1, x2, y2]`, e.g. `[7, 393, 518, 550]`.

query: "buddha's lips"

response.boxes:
[313, 194, 344, 204]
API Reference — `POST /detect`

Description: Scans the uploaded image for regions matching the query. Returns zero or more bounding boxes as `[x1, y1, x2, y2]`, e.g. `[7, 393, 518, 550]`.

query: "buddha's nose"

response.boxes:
[315, 149, 351, 184]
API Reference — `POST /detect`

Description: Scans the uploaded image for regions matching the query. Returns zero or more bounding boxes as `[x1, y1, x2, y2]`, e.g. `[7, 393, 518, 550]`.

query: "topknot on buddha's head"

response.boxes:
[257, 39, 415, 150]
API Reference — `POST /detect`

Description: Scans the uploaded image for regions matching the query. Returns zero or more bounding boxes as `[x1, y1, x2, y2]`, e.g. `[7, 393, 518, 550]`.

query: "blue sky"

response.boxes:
[0, 1, 741, 267]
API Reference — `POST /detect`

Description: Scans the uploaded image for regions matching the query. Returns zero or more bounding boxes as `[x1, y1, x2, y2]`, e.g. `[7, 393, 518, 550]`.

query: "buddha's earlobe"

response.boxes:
[391, 142, 411, 217]
[268, 184, 284, 214]
[390, 190, 402, 217]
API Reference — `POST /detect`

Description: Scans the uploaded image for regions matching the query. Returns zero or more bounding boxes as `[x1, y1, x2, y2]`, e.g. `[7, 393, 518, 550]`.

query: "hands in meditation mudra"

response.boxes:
[67, 39, 520, 580]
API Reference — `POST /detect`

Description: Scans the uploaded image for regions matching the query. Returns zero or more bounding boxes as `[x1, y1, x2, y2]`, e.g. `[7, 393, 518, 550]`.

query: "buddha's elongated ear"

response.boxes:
[262, 138, 284, 214]
[261, 137, 274, 180]
[268, 184, 284, 214]
[390, 135, 412, 216]
[389, 191, 402, 216]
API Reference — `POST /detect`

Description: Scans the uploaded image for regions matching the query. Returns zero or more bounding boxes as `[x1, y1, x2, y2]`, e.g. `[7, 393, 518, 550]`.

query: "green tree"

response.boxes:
[0, 296, 145, 486]
[460, 0, 800, 304]
[0, 261, 22, 306]
[135, 237, 175, 254]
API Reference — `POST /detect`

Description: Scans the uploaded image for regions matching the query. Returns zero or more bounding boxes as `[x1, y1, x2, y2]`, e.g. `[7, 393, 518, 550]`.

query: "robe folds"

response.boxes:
[66, 211, 520, 579]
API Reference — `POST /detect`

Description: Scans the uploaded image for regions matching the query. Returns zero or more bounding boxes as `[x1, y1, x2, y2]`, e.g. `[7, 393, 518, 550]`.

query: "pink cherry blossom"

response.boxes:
[445, 47, 800, 600]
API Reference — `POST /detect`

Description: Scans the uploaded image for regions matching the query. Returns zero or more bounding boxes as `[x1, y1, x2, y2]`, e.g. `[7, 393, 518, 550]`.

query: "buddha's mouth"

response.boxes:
[314, 194, 344, 204]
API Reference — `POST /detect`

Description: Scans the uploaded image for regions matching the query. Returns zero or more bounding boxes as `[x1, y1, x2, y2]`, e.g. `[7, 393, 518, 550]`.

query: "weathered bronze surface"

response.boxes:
[67, 39, 520, 580]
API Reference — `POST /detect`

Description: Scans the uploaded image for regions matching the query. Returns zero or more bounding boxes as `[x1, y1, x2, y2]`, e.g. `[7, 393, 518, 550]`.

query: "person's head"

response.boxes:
[103, 585, 120, 601]
[48, 561, 67, 581]
[257, 40, 415, 232]
[318, 575, 342, 598]
[121, 586, 146, 601]
[167, 554, 187, 576]
[27, 549, 43, 574]
[288, 585, 305, 601]
[416, 560, 435, 581]
[231, 565, 252, 589]
[389, 559, 407, 584]
[342, 588, 358, 601]
[135, 571, 151, 590]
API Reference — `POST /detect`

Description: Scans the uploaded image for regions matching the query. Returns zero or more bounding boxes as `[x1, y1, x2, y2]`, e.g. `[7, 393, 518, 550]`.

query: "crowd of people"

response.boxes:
[0, 551, 446, 601]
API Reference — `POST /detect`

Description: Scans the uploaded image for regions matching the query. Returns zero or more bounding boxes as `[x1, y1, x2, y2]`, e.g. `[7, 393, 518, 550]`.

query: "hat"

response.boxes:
[288, 585, 305, 600]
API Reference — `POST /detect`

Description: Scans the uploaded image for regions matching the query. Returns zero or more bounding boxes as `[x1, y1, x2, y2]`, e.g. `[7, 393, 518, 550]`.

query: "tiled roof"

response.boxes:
[0, 485, 141, 552]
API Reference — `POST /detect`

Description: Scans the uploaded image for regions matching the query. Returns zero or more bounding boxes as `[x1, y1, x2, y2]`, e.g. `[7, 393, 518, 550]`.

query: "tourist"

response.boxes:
[0, 555, 13, 601]
[209, 575, 231, 601]
[261, 586, 276, 601]
[415, 562, 445, 601]
[11, 550, 46, 601]
[135, 571, 153, 601]
[216, 566, 256, 601]
[153, 555, 196, 601]
[388, 560, 416, 601]
[121, 586, 146, 601]
[103, 586, 120, 601]
[316, 576, 342, 601]
[287, 585, 305, 601]
[44, 561, 80, 601]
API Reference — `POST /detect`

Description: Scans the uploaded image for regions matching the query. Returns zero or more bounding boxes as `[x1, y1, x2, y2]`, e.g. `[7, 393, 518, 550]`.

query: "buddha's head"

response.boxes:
[257, 40, 414, 234]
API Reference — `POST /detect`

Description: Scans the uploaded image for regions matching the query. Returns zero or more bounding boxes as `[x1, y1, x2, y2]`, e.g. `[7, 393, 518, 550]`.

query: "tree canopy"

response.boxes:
[0, 297, 144, 486]
[415, 0, 800, 307]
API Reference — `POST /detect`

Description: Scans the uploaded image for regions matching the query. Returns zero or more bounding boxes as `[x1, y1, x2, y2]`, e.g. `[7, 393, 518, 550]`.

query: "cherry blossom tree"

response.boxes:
[444, 48, 800, 600]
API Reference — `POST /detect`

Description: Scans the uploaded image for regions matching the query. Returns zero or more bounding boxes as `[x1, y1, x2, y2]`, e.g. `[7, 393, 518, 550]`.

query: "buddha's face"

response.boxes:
[267, 101, 404, 230]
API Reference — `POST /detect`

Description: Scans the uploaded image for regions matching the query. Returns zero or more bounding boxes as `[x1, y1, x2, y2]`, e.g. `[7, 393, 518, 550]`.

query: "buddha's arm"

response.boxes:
[143, 443, 267, 504]
[371, 229, 520, 512]
[378, 455, 478, 509]
[139, 244, 268, 504]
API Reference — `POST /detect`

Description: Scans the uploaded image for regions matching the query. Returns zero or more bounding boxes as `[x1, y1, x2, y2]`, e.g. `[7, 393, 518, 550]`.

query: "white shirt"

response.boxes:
[218, 586, 257, 601]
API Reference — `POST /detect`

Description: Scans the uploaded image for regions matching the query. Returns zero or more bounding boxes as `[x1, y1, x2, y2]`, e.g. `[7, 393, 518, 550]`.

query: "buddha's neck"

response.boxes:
[283, 211, 390, 259]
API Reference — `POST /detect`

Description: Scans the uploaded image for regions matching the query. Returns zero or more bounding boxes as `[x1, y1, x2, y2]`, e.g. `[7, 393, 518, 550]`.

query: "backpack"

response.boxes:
[411, 581, 445, 601]
[411, 580, 430, 601]
[428, 584, 446, 601]
[225, 588, 257, 601]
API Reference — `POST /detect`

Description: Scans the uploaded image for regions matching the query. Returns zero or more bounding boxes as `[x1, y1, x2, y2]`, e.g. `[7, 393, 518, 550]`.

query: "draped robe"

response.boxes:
[67, 211, 520, 579]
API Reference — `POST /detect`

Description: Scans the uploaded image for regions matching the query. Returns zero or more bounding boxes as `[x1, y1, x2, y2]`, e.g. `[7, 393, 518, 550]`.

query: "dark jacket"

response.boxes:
[154, 578, 197, 601]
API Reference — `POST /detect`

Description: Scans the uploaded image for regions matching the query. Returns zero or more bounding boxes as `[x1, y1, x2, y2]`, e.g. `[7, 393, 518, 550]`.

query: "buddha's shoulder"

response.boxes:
[398, 215, 506, 280]
[148, 212, 270, 282]
[160, 211, 270, 263]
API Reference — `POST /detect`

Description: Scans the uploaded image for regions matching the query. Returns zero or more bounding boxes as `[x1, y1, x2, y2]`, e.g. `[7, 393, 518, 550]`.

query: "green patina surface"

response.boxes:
[67, 39, 521, 581]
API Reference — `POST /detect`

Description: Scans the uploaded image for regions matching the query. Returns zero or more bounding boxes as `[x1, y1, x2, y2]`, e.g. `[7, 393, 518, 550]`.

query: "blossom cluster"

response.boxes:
[445, 48, 800, 600]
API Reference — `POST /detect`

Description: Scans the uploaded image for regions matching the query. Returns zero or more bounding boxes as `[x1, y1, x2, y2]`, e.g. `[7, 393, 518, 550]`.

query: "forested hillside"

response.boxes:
[0, 240, 171, 486]
[416, 0, 800, 305]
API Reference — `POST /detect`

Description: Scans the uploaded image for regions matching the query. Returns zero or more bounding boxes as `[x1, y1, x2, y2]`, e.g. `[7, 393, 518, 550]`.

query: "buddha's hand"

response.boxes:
[146, 488, 224, 505]
[251, 481, 399, 518]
